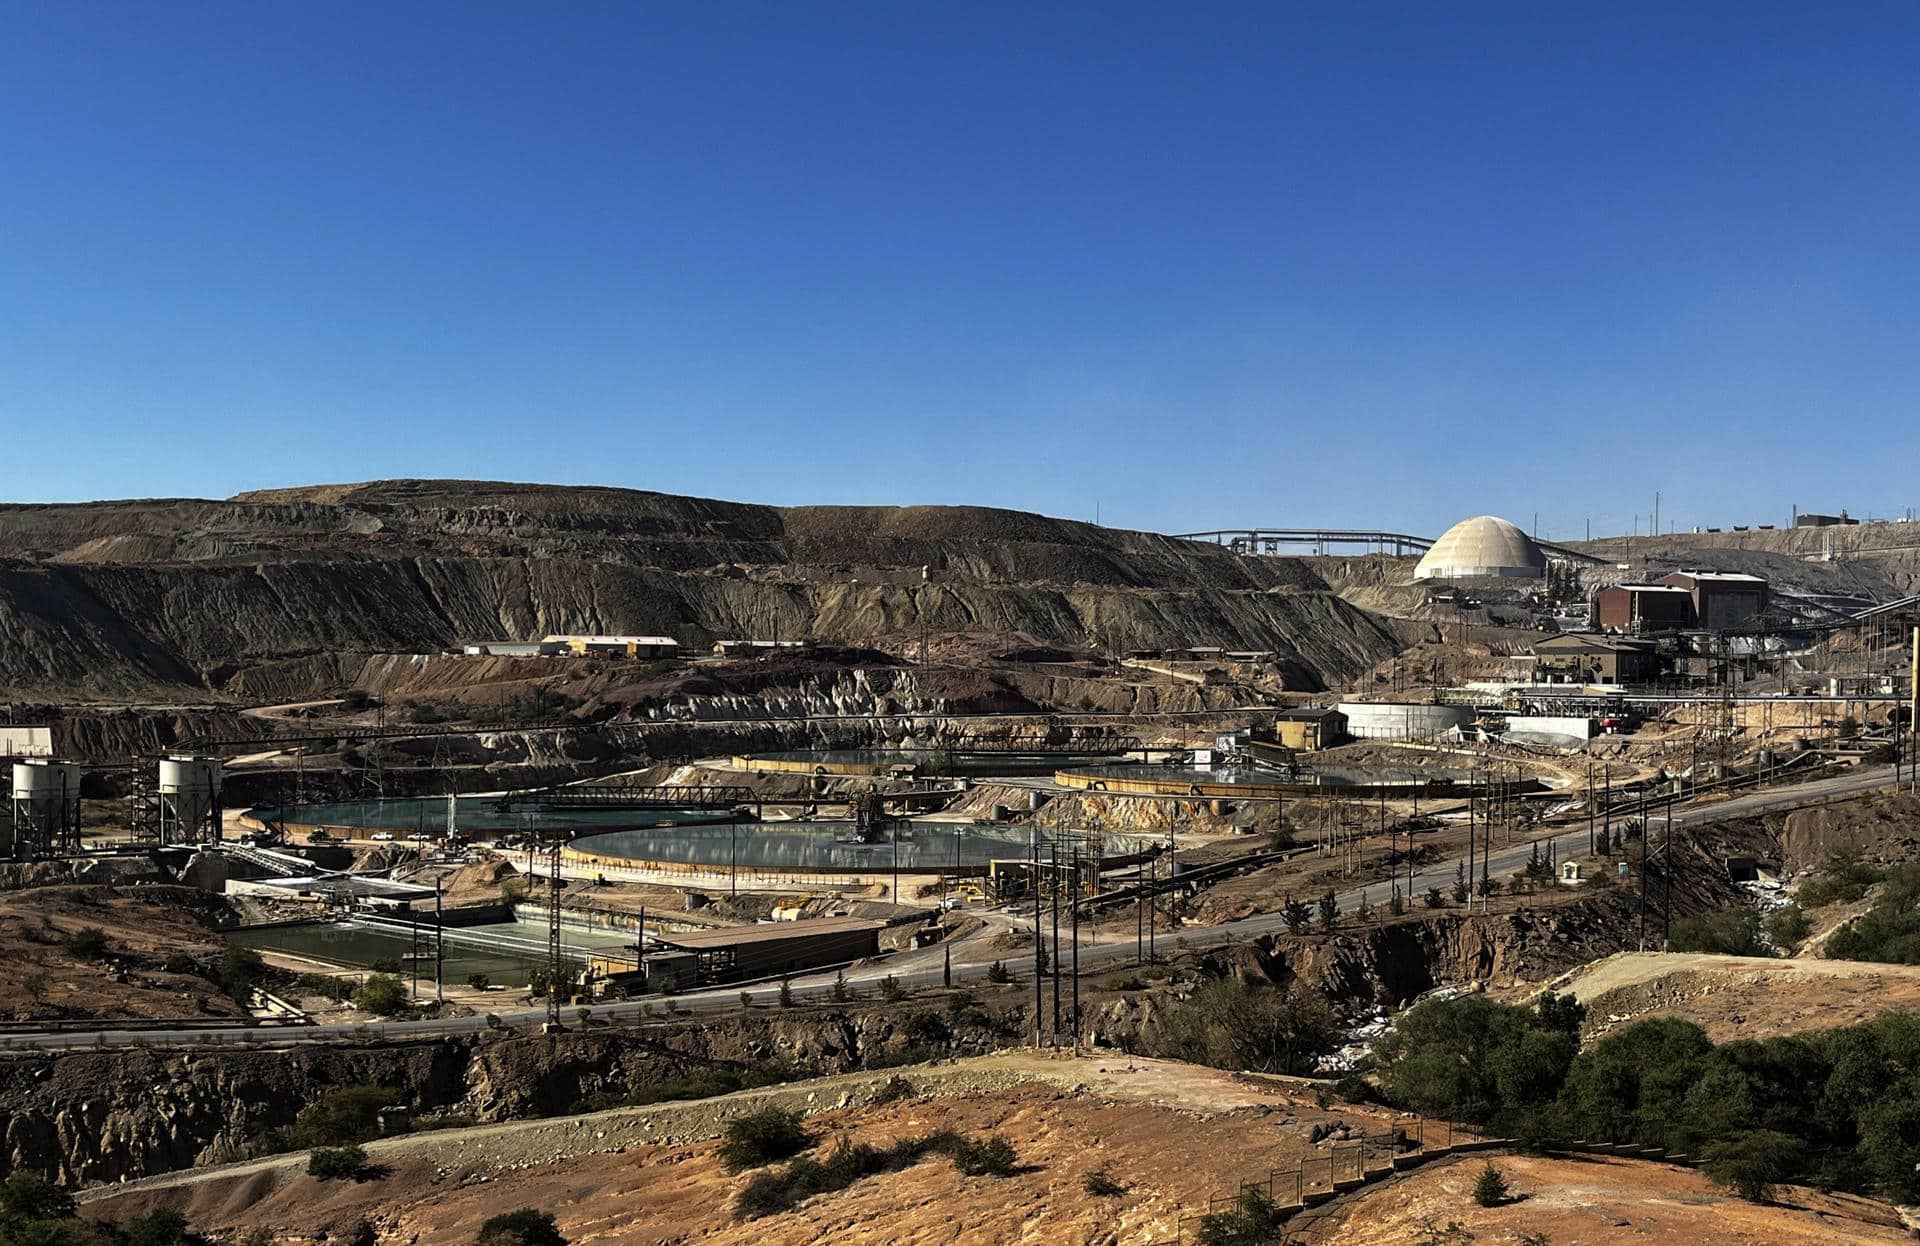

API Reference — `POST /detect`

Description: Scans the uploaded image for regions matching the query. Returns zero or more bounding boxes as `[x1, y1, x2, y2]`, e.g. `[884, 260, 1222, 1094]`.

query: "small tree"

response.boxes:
[1388, 886, 1404, 917]
[1283, 897, 1312, 932]
[1354, 891, 1373, 922]
[880, 974, 904, 1002]
[353, 974, 409, 1016]
[1317, 890, 1338, 932]
[466, 973, 491, 990]
[777, 978, 794, 1007]
[1424, 887, 1445, 909]
[1451, 862, 1469, 904]
[1472, 1160, 1510, 1207]
[831, 970, 853, 1002]
[987, 960, 1014, 984]
[0, 1171, 76, 1220]
[1701, 1130, 1805, 1202]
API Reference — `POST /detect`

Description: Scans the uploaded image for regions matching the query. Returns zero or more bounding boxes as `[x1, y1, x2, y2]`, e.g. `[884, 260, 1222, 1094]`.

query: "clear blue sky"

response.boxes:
[3, 2, 1917, 541]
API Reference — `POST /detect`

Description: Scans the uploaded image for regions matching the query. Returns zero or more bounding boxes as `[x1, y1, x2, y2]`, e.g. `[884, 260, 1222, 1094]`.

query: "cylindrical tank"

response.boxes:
[159, 755, 223, 842]
[13, 760, 82, 798]
[159, 755, 223, 796]
[1336, 702, 1475, 742]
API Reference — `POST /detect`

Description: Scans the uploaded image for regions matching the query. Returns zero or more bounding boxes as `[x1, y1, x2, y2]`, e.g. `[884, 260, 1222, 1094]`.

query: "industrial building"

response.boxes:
[461, 640, 569, 657]
[1658, 571, 1769, 630]
[1533, 634, 1660, 685]
[1591, 583, 1692, 632]
[1274, 706, 1347, 750]
[711, 639, 810, 657]
[543, 634, 680, 658]
[1412, 515, 1546, 581]
[640, 916, 884, 991]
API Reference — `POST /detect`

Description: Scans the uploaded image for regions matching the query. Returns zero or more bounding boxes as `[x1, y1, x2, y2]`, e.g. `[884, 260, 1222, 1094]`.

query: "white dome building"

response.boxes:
[1413, 515, 1546, 581]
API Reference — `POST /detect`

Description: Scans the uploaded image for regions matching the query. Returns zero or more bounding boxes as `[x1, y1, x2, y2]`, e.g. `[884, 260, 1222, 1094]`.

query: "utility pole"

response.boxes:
[1050, 838, 1062, 1040]
[1070, 842, 1082, 1048]
[434, 879, 444, 1004]
[1032, 832, 1043, 1045]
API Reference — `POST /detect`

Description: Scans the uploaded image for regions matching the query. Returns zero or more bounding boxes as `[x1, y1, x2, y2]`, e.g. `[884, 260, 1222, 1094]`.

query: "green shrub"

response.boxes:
[951, 1133, 1018, 1177]
[307, 1145, 368, 1181]
[1082, 1164, 1124, 1196]
[717, 1108, 813, 1172]
[1194, 1186, 1284, 1246]
[1701, 1129, 1805, 1202]
[986, 961, 1014, 984]
[353, 974, 409, 1015]
[0, 1172, 75, 1220]
[280, 1085, 399, 1149]
[475, 1208, 567, 1246]
[59, 927, 108, 959]
[1670, 908, 1766, 957]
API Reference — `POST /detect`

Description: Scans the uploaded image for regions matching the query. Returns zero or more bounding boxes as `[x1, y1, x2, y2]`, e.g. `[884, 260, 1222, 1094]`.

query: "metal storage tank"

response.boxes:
[1336, 702, 1475, 742]
[8, 760, 82, 858]
[158, 755, 223, 845]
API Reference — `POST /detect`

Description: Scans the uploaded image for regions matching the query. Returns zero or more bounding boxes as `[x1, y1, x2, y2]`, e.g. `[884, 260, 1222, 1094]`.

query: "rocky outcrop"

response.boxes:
[0, 1006, 1015, 1187]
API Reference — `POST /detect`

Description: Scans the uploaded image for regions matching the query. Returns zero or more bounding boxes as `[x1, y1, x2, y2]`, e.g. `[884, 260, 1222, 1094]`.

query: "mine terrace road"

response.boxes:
[3, 764, 1904, 1053]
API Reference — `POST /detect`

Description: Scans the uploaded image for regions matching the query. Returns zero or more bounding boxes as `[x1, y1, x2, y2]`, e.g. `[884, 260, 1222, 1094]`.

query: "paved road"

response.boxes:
[5, 765, 1904, 1053]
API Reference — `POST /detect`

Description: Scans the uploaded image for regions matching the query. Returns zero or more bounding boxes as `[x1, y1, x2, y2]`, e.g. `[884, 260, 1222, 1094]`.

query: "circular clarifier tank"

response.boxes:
[567, 821, 1154, 876]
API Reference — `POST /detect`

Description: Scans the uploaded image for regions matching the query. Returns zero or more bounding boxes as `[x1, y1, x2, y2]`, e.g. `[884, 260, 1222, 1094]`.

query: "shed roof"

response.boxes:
[654, 917, 885, 951]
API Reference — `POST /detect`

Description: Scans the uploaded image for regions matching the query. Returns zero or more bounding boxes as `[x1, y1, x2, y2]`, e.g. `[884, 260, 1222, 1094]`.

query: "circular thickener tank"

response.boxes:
[12, 760, 81, 797]
[1336, 702, 1476, 742]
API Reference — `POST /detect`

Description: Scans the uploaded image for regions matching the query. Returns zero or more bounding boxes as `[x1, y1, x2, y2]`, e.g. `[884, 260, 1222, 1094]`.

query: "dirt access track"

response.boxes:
[79, 1051, 1912, 1245]
[1528, 951, 1920, 1043]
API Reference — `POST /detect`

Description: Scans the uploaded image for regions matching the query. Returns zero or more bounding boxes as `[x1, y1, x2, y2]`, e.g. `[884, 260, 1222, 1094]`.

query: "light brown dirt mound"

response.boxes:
[1534, 951, 1920, 1043]
[1296, 1150, 1908, 1245]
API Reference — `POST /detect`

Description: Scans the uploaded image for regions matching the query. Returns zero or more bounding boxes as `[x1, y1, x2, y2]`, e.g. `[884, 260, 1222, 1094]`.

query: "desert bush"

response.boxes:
[717, 1108, 813, 1172]
[307, 1145, 369, 1181]
[475, 1208, 567, 1246]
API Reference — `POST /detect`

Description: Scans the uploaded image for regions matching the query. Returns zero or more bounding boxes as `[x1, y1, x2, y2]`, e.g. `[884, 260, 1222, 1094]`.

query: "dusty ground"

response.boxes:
[1298, 1150, 1911, 1245]
[1531, 951, 1920, 1043]
[80, 1050, 1911, 1245]
[78, 1054, 1426, 1245]
[0, 884, 244, 1023]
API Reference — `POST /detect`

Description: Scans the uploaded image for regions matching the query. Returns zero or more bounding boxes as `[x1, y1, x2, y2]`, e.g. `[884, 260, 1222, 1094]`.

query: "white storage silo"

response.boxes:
[9, 760, 83, 857]
[158, 755, 223, 845]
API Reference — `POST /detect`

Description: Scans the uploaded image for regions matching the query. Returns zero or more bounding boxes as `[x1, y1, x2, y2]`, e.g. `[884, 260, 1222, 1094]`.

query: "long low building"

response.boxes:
[641, 916, 884, 990]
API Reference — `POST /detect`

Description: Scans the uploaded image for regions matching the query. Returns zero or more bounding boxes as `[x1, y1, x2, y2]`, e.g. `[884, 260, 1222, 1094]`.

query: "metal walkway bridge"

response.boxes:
[1172, 528, 1434, 556]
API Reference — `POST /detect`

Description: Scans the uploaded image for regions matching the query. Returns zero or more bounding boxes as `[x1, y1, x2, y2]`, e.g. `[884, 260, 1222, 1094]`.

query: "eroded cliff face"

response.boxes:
[0, 1008, 1010, 1187]
[0, 481, 1405, 698]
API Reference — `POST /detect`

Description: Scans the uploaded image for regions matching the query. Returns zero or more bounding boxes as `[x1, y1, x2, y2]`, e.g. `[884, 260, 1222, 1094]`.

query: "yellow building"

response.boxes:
[1274, 706, 1347, 750]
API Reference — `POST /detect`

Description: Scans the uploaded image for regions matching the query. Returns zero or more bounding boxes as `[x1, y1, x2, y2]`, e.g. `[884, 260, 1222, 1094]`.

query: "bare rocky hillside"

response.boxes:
[0, 480, 1404, 699]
